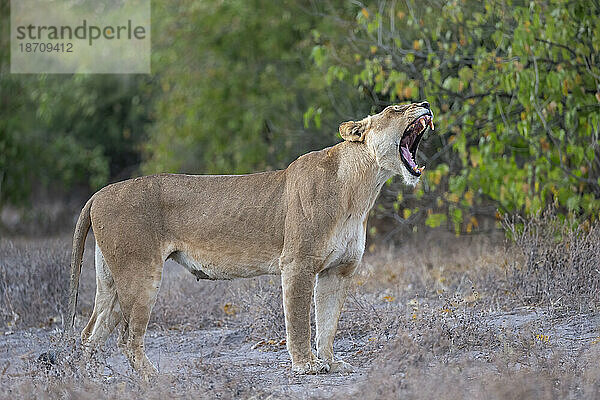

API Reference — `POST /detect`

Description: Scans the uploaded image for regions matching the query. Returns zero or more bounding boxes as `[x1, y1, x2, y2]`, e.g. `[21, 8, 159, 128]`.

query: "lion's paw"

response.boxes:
[292, 358, 330, 374]
[329, 359, 355, 374]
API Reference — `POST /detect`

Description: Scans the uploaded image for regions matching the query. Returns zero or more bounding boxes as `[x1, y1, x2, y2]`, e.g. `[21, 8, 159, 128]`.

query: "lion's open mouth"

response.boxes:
[400, 112, 434, 176]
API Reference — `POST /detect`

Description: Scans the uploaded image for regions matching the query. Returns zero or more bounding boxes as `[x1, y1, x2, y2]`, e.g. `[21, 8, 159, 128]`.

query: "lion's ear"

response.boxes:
[339, 116, 371, 142]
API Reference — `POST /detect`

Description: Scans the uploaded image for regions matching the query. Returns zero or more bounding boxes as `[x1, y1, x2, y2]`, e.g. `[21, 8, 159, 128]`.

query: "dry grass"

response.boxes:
[503, 211, 600, 310]
[0, 237, 71, 330]
[1, 213, 600, 399]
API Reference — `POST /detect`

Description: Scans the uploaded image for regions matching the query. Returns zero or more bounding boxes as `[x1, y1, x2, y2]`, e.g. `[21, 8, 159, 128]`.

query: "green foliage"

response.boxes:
[425, 213, 447, 228]
[2, 0, 599, 238]
[0, 1, 30, 205]
[0, 0, 354, 209]
[33, 75, 152, 185]
[142, 0, 354, 175]
[0, 74, 151, 206]
[1, 2, 152, 206]
[309, 0, 600, 231]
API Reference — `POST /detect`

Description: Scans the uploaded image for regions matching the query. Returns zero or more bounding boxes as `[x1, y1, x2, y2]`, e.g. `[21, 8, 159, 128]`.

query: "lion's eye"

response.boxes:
[392, 105, 404, 112]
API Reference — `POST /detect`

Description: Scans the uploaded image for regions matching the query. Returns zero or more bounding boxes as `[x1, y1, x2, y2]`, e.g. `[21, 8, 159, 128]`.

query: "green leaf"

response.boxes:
[566, 196, 580, 211]
[425, 213, 447, 228]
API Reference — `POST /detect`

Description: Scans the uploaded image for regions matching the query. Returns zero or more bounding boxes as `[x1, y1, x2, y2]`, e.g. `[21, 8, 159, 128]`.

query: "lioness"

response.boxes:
[68, 101, 434, 377]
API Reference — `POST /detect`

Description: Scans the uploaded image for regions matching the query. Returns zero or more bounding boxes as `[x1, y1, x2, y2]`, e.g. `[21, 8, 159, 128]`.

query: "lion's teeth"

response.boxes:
[429, 120, 434, 130]
[420, 118, 426, 129]
[418, 166, 425, 173]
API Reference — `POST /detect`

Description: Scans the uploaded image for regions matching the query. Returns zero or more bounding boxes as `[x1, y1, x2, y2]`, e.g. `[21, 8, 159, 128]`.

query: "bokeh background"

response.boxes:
[1, 0, 599, 236]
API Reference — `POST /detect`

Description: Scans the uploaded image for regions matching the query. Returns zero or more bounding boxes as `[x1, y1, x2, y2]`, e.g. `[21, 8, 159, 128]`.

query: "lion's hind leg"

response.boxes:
[81, 243, 122, 348]
[111, 257, 163, 380]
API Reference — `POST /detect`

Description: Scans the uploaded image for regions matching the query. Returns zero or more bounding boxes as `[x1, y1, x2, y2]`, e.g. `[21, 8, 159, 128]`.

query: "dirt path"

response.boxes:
[3, 307, 600, 398]
[1, 325, 370, 398]
[2, 234, 600, 399]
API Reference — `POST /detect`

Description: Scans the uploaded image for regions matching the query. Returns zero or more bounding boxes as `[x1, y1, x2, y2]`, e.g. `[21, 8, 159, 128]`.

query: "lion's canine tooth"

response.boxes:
[412, 165, 425, 174]
[420, 118, 426, 129]
[429, 120, 434, 130]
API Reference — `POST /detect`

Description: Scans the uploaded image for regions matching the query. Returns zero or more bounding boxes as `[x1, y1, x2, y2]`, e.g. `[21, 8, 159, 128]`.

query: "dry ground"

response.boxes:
[1, 215, 600, 399]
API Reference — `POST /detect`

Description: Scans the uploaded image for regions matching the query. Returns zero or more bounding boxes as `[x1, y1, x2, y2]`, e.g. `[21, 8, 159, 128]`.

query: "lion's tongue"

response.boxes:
[400, 145, 416, 168]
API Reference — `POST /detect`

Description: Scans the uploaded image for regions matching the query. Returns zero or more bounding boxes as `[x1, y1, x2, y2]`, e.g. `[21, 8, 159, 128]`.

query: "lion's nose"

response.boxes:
[419, 101, 430, 110]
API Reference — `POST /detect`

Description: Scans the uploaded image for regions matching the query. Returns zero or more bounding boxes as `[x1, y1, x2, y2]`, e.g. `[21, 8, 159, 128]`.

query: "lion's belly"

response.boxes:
[168, 215, 366, 279]
[169, 247, 281, 280]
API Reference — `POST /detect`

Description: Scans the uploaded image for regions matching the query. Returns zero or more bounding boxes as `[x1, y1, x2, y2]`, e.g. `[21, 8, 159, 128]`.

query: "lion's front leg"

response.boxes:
[280, 258, 330, 374]
[314, 262, 357, 373]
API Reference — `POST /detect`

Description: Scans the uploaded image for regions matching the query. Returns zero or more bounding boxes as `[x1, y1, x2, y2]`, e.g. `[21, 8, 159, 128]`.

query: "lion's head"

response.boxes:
[339, 101, 434, 187]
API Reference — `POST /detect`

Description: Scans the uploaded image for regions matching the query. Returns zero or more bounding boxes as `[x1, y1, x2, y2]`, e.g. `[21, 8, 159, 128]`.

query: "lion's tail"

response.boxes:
[67, 196, 94, 332]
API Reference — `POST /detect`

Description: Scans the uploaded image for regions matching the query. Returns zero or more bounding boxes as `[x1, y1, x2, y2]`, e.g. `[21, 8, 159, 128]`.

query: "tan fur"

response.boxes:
[68, 101, 432, 377]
